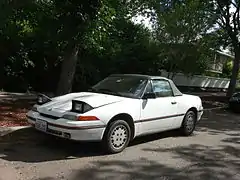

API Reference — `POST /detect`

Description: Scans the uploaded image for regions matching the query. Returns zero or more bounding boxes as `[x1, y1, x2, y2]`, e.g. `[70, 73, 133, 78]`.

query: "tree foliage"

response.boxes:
[209, 0, 240, 96]
[0, 0, 225, 94]
[152, 0, 217, 77]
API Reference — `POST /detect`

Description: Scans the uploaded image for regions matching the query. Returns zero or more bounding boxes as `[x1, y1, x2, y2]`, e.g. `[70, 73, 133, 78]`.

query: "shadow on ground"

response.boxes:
[0, 127, 180, 163]
[0, 128, 105, 162]
[38, 110, 240, 180]
[0, 110, 240, 180]
[198, 109, 240, 133]
[38, 145, 240, 179]
[63, 143, 240, 180]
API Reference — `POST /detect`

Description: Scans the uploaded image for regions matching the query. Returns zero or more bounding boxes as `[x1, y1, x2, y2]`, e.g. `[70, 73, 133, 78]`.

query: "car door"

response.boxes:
[139, 79, 179, 135]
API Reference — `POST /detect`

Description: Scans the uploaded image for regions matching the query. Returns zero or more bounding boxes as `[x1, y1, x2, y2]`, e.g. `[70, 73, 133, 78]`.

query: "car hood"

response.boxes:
[37, 92, 125, 117]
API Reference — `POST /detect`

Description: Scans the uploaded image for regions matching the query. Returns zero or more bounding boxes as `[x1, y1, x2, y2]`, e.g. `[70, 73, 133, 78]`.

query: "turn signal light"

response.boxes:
[77, 116, 99, 121]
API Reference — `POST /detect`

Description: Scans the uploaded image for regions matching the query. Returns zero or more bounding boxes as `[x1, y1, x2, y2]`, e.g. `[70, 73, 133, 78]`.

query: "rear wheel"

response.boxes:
[180, 110, 196, 136]
[102, 120, 131, 154]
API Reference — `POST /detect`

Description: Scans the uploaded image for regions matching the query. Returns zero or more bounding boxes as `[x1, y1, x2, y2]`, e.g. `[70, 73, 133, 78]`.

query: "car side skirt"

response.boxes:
[134, 110, 203, 124]
[134, 113, 185, 123]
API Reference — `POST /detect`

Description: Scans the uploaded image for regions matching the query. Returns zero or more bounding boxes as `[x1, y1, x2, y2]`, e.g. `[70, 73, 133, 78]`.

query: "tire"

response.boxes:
[102, 120, 131, 154]
[180, 110, 197, 136]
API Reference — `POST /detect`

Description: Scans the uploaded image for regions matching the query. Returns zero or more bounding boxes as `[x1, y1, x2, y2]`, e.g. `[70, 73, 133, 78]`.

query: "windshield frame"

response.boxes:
[90, 75, 149, 99]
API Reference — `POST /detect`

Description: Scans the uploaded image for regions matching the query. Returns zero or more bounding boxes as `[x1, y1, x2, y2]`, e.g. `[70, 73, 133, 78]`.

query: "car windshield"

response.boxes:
[90, 76, 148, 98]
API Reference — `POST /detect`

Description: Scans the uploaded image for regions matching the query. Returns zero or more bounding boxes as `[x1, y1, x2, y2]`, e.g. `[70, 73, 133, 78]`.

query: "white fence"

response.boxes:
[160, 70, 232, 89]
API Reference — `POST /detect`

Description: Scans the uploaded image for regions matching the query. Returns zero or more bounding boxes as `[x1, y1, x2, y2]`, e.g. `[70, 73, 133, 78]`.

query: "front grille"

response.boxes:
[47, 128, 62, 136]
[39, 113, 59, 120]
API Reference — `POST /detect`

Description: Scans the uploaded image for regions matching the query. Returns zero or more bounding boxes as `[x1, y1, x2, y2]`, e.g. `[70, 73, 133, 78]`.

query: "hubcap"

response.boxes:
[110, 125, 128, 149]
[186, 113, 195, 132]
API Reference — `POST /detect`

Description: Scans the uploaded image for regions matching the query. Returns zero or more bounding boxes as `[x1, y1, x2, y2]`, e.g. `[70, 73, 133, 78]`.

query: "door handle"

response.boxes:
[171, 101, 177, 105]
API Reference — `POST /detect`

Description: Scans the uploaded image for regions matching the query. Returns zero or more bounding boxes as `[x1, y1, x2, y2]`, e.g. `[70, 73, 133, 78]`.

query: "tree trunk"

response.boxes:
[226, 50, 240, 97]
[167, 71, 171, 79]
[167, 62, 173, 78]
[56, 44, 79, 96]
[171, 72, 176, 80]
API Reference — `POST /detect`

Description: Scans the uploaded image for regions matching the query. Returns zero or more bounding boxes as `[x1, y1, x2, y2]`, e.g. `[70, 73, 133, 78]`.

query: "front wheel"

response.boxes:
[180, 110, 197, 136]
[102, 120, 131, 154]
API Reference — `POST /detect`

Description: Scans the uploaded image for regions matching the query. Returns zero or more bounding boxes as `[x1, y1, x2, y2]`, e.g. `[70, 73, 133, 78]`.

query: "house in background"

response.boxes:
[206, 50, 234, 74]
[160, 49, 236, 91]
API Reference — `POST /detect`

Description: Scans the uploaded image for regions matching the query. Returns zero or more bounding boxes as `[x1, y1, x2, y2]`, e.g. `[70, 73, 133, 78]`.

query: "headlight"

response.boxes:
[73, 102, 83, 112]
[37, 94, 51, 105]
[62, 114, 99, 121]
[71, 100, 93, 113]
[62, 114, 77, 120]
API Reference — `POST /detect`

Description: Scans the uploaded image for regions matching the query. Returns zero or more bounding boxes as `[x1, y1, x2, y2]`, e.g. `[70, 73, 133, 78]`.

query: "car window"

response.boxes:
[91, 76, 148, 98]
[151, 80, 173, 97]
[144, 81, 153, 94]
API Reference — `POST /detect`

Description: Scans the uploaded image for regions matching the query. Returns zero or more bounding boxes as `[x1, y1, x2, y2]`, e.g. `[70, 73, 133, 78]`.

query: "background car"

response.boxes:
[229, 92, 240, 113]
[27, 74, 203, 154]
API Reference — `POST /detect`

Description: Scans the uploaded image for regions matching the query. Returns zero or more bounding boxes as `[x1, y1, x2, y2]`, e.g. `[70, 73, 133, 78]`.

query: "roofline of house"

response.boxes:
[215, 50, 234, 59]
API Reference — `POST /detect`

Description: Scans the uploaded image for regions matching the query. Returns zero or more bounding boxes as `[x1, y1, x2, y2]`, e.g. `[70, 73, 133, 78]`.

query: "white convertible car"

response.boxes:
[27, 74, 203, 153]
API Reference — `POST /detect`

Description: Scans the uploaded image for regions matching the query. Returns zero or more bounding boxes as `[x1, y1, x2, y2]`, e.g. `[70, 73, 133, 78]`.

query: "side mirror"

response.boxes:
[143, 92, 156, 99]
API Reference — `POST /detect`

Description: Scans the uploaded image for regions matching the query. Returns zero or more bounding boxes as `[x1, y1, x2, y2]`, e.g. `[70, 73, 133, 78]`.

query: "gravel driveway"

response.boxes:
[0, 109, 240, 180]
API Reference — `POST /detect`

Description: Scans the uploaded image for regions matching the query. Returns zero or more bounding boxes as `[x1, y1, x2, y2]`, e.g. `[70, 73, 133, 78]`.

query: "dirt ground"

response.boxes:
[0, 99, 35, 127]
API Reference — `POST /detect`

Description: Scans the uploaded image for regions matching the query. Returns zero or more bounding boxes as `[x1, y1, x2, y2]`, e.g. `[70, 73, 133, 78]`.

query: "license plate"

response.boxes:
[35, 119, 47, 132]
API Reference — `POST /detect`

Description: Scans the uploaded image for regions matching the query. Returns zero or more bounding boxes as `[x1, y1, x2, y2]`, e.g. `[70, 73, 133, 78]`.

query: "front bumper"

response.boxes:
[27, 110, 106, 141]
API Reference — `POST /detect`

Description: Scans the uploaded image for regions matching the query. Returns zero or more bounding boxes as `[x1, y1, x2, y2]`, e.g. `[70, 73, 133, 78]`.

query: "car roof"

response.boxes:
[109, 73, 183, 96]
[109, 74, 169, 81]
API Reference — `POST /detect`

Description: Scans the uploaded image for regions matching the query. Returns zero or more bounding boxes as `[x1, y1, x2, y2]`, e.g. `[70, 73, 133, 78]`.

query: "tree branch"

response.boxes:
[216, 19, 225, 28]
[236, 3, 240, 32]
[232, 1, 240, 33]
[232, 0, 238, 8]
[216, 0, 238, 47]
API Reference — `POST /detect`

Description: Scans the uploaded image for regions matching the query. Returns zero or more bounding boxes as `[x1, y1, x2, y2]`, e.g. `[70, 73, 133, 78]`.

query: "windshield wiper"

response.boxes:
[97, 88, 122, 96]
[88, 87, 97, 92]
[88, 87, 121, 96]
